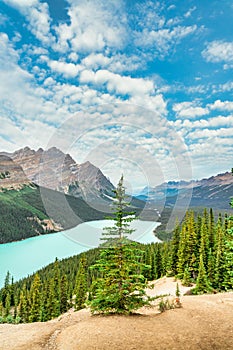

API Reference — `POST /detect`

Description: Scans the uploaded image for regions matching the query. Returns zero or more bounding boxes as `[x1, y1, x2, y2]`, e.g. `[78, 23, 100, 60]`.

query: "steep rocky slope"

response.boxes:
[2, 147, 115, 203]
[0, 155, 30, 190]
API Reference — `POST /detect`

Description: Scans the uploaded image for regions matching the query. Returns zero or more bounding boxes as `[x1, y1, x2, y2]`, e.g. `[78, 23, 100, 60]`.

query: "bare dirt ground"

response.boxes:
[0, 277, 233, 350]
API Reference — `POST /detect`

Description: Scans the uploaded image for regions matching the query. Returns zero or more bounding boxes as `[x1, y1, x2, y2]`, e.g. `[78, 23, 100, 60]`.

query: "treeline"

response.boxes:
[0, 208, 232, 323]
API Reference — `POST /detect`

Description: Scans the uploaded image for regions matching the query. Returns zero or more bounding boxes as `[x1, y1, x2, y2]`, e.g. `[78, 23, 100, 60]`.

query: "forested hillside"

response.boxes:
[0, 206, 232, 323]
[0, 185, 108, 243]
[0, 185, 51, 243]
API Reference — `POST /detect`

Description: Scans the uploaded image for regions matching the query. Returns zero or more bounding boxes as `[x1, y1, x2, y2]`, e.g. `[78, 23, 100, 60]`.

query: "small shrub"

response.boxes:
[175, 283, 180, 297]
[158, 298, 175, 313]
[6, 315, 14, 324]
[175, 297, 182, 308]
[14, 316, 21, 324]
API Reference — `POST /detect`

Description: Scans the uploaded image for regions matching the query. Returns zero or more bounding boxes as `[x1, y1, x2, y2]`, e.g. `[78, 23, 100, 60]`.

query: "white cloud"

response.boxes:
[167, 5, 176, 11]
[186, 85, 208, 94]
[202, 41, 233, 64]
[0, 33, 71, 132]
[54, 0, 127, 53]
[27, 45, 48, 55]
[189, 127, 233, 140]
[133, 2, 165, 31]
[81, 53, 143, 73]
[173, 102, 209, 119]
[43, 77, 56, 86]
[134, 25, 197, 56]
[3, 0, 54, 46]
[0, 32, 19, 64]
[82, 54, 112, 70]
[3, 0, 37, 6]
[1, 0, 232, 188]
[0, 114, 57, 152]
[68, 52, 79, 62]
[47, 59, 83, 78]
[209, 100, 233, 112]
[216, 82, 233, 92]
[80, 69, 154, 96]
[173, 115, 233, 130]
[184, 6, 196, 18]
[53, 22, 73, 53]
[129, 94, 167, 115]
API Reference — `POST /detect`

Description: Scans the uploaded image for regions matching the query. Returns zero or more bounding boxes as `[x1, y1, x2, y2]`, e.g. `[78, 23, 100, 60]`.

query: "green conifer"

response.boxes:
[209, 208, 215, 250]
[182, 265, 192, 286]
[89, 175, 153, 314]
[171, 220, 180, 275]
[0, 301, 3, 317]
[29, 273, 42, 322]
[19, 285, 27, 322]
[52, 259, 61, 317]
[4, 292, 11, 317]
[200, 217, 209, 269]
[214, 221, 225, 289]
[223, 198, 233, 290]
[193, 254, 212, 294]
[74, 257, 88, 311]
[60, 275, 69, 313]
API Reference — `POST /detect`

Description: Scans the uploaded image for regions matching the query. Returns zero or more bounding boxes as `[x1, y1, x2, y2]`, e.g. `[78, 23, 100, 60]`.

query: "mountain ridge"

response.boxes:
[1, 146, 115, 204]
[137, 171, 233, 209]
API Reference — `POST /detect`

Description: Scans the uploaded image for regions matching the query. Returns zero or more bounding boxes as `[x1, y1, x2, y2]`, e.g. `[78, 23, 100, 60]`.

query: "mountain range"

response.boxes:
[137, 171, 233, 209]
[0, 146, 232, 243]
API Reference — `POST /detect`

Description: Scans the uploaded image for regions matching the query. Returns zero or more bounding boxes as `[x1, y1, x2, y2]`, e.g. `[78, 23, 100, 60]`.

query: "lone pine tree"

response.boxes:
[89, 175, 152, 314]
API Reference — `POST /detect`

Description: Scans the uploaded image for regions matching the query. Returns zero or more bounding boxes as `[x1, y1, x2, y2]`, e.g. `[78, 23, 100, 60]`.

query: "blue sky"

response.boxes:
[0, 0, 233, 191]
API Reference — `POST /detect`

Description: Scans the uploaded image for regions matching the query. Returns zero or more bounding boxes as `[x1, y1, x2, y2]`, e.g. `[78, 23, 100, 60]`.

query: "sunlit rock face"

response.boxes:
[3, 147, 115, 203]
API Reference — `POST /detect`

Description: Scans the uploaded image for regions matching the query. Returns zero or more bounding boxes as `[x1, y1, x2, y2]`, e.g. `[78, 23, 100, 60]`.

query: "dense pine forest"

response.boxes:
[0, 203, 232, 323]
[0, 185, 108, 243]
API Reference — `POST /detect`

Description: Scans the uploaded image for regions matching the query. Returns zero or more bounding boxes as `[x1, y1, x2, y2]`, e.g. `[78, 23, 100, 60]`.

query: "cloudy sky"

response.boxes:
[0, 0, 233, 191]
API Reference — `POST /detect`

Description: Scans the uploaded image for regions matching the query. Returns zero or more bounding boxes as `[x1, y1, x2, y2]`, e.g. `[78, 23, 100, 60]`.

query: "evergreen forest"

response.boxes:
[0, 175, 232, 322]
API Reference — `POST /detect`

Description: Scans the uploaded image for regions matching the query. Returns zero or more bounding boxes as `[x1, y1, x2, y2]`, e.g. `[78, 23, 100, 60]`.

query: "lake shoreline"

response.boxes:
[0, 216, 161, 245]
[0, 220, 161, 288]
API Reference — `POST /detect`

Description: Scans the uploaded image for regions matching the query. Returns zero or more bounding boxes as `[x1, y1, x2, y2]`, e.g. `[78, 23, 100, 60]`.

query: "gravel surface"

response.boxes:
[0, 277, 232, 350]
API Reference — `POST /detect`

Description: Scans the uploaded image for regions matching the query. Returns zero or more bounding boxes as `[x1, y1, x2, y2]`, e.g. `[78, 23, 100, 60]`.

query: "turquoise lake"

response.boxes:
[0, 220, 161, 288]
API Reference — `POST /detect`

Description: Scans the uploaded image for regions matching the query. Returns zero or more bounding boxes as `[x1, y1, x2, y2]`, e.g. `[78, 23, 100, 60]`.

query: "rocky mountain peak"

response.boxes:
[45, 146, 64, 156]
[1, 146, 115, 203]
[13, 146, 36, 158]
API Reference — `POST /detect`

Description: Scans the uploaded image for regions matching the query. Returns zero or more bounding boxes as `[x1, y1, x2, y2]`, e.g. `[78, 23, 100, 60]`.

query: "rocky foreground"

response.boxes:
[0, 277, 232, 350]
